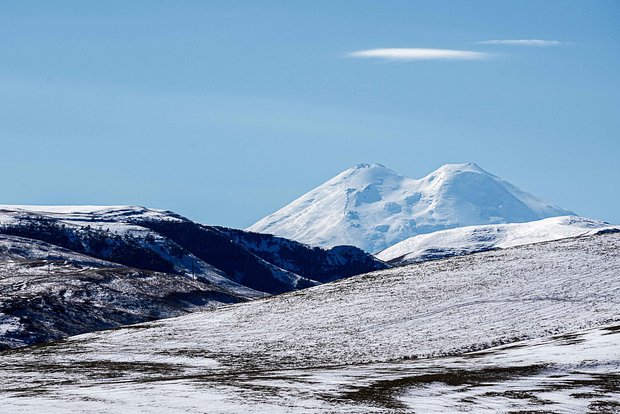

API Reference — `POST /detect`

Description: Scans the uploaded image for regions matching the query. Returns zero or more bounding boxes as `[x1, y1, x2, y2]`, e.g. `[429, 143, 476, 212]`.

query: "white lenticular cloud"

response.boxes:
[348, 48, 490, 61]
[477, 39, 563, 47]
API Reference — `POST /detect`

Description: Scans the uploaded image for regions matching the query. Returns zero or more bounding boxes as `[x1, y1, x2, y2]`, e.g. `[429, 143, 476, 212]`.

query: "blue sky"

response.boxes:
[1, 1, 619, 227]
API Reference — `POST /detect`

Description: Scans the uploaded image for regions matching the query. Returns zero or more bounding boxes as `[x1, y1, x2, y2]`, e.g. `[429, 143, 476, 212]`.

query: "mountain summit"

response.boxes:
[247, 163, 574, 253]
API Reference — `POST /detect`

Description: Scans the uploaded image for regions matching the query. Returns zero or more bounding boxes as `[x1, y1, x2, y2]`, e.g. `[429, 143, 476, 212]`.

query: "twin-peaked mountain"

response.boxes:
[248, 163, 574, 253]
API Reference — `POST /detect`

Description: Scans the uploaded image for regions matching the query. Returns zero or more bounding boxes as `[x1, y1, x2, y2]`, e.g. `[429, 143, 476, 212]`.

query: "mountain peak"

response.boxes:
[329, 163, 403, 189]
[352, 162, 387, 170]
[347, 162, 396, 176]
[248, 163, 574, 253]
[431, 162, 489, 175]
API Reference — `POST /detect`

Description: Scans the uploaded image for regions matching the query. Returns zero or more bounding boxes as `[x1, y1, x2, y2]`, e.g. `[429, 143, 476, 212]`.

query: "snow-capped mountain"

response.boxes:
[378, 215, 620, 265]
[248, 163, 574, 253]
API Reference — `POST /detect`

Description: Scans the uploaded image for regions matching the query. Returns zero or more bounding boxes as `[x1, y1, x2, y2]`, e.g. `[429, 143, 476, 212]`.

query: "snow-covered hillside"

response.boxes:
[0, 205, 262, 297]
[1, 233, 618, 412]
[0, 205, 385, 295]
[248, 163, 574, 253]
[378, 215, 620, 264]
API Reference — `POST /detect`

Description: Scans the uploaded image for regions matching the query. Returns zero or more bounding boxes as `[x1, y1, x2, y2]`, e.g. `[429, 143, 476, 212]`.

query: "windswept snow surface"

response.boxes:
[378, 215, 620, 264]
[0, 233, 618, 413]
[248, 163, 574, 253]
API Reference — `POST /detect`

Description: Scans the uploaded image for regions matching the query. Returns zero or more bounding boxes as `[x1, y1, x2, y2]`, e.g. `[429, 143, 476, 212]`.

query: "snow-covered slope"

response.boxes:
[0, 232, 618, 413]
[248, 163, 574, 253]
[378, 215, 620, 264]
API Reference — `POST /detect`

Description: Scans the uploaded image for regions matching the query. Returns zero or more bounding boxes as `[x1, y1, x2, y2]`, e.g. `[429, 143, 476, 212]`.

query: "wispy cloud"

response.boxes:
[348, 48, 491, 61]
[477, 39, 563, 47]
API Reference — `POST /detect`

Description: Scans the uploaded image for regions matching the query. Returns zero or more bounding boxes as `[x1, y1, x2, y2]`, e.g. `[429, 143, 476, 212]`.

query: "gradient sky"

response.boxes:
[1, 1, 619, 227]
